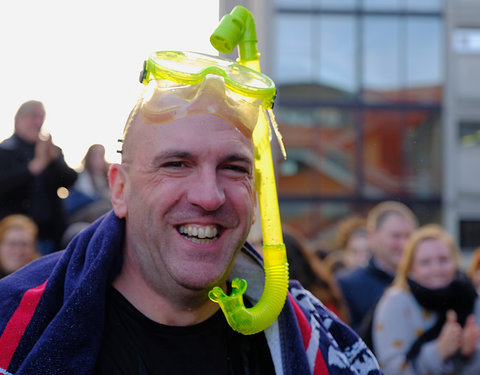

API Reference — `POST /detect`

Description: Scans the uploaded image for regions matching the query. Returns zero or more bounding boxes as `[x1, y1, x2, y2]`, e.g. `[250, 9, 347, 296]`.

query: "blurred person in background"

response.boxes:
[0, 100, 77, 254]
[283, 225, 349, 323]
[468, 247, 480, 293]
[372, 224, 480, 374]
[0, 214, 40, 278]
[74, 144, 110, 202]
[64, 143, 112, 224]
[325, 215, 371, 276]
[337, 201, 418, 333]
[247, 220, 349, 322]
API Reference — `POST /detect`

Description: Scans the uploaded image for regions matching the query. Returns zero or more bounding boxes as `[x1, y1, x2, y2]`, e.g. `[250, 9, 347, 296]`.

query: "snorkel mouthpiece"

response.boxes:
[208, 6, 289, 335]
[208, 244, 288, 335]
[210, 5, 259, 66]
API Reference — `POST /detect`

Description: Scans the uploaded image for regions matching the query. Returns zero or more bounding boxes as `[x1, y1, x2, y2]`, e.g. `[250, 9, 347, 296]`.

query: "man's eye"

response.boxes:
[163, 161, 185, 168]
[225, 164, 250, 174]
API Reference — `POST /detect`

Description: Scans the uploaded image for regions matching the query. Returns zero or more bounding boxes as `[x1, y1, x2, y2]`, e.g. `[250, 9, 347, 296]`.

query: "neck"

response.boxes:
[14, 132, 36, 146]
[372, 256, 396, 276]
[112, 258, 221, 327]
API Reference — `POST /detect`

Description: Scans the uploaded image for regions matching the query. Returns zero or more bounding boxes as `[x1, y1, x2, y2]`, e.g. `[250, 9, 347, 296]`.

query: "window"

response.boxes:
[458, 122, 480, 197]
[275, 14, 314, 85]
[277, 107, 357, 196]
[273, 2, 444, 244]
[362, 109, 441, 197]
[406, 17, 443, 103]
[362, 16, 401, 102]
[316, 15, 357, 98]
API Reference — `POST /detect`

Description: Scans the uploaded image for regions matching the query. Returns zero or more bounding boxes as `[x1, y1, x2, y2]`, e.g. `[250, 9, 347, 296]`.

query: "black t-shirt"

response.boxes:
[94, 287, 276, 375]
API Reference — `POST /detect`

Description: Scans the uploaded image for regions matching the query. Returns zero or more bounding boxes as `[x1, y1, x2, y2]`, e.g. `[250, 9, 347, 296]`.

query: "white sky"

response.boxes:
[0, 0, 219, 169]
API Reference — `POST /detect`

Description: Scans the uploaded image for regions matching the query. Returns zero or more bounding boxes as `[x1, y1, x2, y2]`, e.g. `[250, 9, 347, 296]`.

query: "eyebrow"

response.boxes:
[223, 153, 254, 165]
[151, 150, 253, 166]
[155, 150, 192, 161]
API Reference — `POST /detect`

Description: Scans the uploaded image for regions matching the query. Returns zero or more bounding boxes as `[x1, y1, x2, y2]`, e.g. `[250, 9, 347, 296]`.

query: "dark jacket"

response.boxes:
[0, 134, 77, 250]
[336, 257, 394, 333]
[0, 211, 382, 375]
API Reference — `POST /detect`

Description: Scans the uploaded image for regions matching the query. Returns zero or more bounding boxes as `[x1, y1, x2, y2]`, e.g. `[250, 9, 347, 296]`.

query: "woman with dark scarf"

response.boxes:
[372, 224, 480, 374]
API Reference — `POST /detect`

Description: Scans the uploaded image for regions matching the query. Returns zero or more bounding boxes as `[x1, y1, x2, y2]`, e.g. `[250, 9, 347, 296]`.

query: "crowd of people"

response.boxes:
[249, 198, 480, 374]
[0, 100, 78, 255]
[1, 95, 480, 374]
[0, 101, 111, 256]
[0, 48, 382, 373]
[315, 201, 480, 374]
[0, 13, 478, 370]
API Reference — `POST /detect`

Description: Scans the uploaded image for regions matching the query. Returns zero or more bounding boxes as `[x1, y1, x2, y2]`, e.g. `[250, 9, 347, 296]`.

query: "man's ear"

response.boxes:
[109, 164, 128, 218]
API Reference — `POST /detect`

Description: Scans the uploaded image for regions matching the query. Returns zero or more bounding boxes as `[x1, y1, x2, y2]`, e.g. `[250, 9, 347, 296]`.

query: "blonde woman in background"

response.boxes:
[373, 224, 480, 374]
[0, 214, 40, 278]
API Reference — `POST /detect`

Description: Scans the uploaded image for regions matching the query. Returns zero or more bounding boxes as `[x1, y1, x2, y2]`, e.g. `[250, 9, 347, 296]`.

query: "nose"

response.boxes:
[186, 167, 225, 212]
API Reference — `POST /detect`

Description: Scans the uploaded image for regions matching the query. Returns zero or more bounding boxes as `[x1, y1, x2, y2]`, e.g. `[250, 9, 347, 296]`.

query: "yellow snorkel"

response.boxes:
[136, 6, 288, 335]
[207, 6, 289, 335]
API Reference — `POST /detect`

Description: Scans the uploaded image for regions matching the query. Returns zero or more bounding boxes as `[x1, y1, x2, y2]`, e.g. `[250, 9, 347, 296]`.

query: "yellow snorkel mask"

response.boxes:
[137, 6, 289, 335]
[138, 51, 275, 139]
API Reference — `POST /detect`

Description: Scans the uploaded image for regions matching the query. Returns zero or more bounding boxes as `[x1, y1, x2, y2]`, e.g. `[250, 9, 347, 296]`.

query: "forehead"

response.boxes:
[415, 238, 450, 256]
[378, 213, 413, 231]
[21, 105, 45, 118]
[126, 113, 254, 161]
[2, 227, 34, 240]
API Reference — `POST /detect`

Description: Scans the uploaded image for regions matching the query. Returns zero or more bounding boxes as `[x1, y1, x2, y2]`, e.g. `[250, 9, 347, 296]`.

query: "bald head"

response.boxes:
[14, 100, 45, 144]
[120, 96, 255, 165]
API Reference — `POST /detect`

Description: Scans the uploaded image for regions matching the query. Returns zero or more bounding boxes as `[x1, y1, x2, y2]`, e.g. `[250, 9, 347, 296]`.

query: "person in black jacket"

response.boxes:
[0, 100, 77, 254]
[336, 201, 418, 334]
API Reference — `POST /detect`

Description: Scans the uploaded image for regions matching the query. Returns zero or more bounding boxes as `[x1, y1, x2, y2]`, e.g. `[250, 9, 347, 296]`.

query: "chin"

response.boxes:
[427, 281, 450, 289]
[178, 275, 224, 292]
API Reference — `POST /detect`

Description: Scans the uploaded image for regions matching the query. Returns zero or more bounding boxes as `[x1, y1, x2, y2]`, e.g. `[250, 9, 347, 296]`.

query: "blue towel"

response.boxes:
[0, 210, 382, 375]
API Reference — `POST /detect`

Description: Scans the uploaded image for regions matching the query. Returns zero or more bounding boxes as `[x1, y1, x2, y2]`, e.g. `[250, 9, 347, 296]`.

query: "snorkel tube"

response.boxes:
[208, 6, 289, 335]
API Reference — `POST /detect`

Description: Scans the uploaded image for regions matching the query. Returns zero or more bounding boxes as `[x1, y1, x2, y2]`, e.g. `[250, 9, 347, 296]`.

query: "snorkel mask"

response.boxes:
[138, 51, 275, 139]
[137, 6, 289, 335]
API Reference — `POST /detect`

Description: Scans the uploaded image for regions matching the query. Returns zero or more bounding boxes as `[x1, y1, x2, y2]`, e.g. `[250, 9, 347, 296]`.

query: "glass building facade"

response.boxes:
[271, 0, 445, 244]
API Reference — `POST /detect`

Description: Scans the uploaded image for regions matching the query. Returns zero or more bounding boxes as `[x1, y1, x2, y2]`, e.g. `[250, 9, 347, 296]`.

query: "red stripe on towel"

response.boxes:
[0, 281, 47, 370]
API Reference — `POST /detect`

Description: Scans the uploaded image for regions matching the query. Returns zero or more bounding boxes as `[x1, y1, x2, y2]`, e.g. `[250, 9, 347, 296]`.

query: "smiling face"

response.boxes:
[110, 113, 256, 297]
[409, 238, 457, 289]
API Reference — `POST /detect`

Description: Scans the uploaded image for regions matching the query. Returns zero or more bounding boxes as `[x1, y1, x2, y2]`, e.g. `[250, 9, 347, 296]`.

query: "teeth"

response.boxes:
[205, 227, 212, 238]
[178, 224, 218, 239]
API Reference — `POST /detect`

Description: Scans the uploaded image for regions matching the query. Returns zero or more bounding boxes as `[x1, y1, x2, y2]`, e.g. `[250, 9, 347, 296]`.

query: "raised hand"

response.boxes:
[461, 314, 480, 358]
[28, 133, 60, 175]
[437, 310, 462, 360]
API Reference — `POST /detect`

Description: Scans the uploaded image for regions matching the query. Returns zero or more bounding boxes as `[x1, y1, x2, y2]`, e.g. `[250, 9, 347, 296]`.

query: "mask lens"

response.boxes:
[144, 51, 275, 105]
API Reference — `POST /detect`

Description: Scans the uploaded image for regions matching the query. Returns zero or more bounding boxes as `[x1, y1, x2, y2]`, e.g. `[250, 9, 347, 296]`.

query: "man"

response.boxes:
[0, 54, 381, 374]
[337, 201, 418, 334]
[0, 101, 77, 254]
